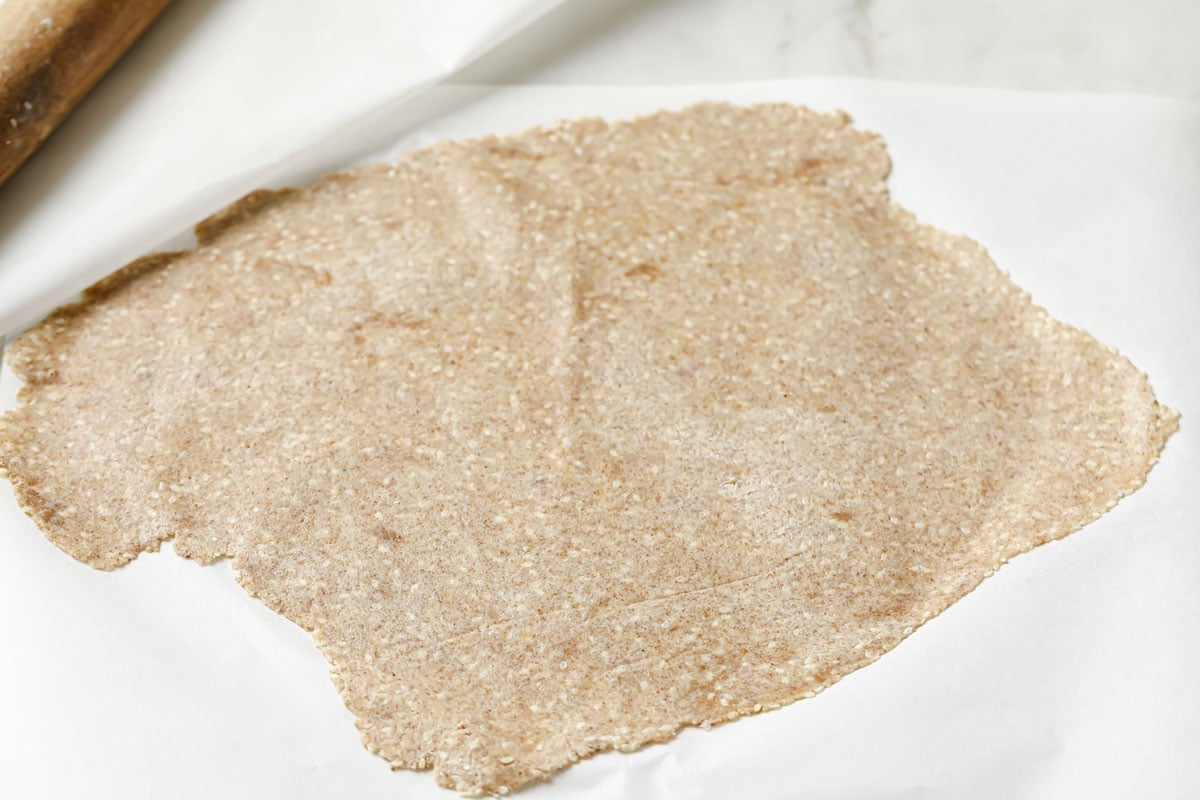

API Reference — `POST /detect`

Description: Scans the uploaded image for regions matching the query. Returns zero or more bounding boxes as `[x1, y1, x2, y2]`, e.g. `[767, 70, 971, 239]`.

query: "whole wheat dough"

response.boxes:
[0, 103, 1177, 795]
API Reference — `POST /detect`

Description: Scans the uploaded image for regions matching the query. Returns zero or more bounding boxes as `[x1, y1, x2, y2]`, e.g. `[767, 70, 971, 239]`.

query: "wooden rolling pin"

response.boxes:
[0, 0, 172, 189]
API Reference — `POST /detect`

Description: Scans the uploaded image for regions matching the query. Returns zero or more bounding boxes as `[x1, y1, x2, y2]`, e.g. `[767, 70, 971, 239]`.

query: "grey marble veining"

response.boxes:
[460, 0, 1199, 99]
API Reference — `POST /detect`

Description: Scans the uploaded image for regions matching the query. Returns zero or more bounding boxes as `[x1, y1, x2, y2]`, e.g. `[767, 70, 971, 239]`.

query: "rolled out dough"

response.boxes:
[0, 103, 1177, 794]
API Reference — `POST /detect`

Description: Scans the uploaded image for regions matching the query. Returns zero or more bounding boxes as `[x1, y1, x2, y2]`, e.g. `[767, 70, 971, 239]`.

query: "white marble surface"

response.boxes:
[460, 0, 1199, 99]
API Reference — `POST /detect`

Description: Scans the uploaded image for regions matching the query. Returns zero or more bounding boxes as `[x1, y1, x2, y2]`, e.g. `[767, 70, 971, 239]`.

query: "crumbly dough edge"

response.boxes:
[0, 101, 1181, 795]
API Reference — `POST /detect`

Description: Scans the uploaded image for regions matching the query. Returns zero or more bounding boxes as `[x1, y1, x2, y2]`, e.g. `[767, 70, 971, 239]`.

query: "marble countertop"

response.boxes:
[460, 0, 1199, 99]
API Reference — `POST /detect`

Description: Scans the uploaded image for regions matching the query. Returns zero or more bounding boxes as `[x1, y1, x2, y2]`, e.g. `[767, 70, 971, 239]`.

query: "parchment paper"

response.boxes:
[0, 0, 567, 337]
[1, 79, 1197, 799]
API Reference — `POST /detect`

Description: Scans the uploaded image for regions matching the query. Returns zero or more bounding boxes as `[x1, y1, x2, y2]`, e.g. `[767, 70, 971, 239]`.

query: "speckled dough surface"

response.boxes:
[0, 103, 1177, 795]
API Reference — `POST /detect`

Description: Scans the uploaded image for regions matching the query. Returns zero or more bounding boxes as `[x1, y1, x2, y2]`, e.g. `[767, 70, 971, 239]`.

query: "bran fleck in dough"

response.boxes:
[0, 103, 1177, 795]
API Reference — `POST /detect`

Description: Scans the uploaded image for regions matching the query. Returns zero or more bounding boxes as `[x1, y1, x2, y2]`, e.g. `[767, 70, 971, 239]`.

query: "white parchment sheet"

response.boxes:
[0, 0, 568, 336]
[1, 79, 1197, 799]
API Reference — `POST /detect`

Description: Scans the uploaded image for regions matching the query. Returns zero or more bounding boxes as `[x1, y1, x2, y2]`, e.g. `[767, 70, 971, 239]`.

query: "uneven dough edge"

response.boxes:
[0, 100, 881, 569]
[0, 102, 1181, 796]
[407, 392, 1178, 795]
[419, 394, 1178, 795]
